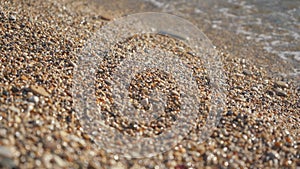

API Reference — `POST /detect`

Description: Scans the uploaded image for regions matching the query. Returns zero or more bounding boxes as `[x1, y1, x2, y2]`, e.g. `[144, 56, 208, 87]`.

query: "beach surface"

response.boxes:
[0, 0, 299, 168]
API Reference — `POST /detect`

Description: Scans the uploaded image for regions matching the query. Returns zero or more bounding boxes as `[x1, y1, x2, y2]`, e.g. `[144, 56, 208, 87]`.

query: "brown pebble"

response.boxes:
[82, 133, 90, 140]
[30, 85, 50, 97]
[99, 15, 112, 21]
[20, 75, 28, 80]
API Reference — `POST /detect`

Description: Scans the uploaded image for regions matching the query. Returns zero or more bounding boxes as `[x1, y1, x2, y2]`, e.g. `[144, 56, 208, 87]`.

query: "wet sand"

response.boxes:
[0, 0, 299, 168]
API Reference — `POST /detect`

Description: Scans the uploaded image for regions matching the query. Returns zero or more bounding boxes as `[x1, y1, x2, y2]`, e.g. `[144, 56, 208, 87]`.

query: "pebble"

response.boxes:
[226, 110, 233, 116]
[30, 85, 50, 97]
[0, 157, 17, 169]
[15, 116, 21, 123]
[175, 164, 188, 169]
[53, 155, 68, 167]
[20, 75, 28, 81]
[0, 129, 7, 138]
[243, 69, 252, 75]
[275, 81, 289, 88]
[274, 88, 287, 97]
[111, 162, 126, 169]
[8, 106, 20, 114]
[0, 146, 14, 158]
[26, 103, 34, 113]
[29, 95, 39, 104]
[140, 98, 150, 109]
[9, 14, 16, 21]
[42, 154, 68, 168]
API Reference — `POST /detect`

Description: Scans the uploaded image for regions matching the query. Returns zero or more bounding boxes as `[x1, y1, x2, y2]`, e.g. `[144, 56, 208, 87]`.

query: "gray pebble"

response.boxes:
[29, 95, 39, 104]
[243, 69, 252, 75]
[0, 146, 13, 158]
[9, 15, 16, 21]
[274, 88, 287, 97]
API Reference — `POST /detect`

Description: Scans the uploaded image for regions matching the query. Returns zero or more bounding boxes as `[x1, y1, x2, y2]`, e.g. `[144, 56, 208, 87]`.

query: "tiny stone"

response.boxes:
[0, 146, 13, 158]
[53, 155, 67, 167]
[0, 128, 7, 138]
[251, 87, 259, 92]
[20, 75, 28, 80]
[243, 69, 252, 75]
[30, 85, 50, 97]
[69, 60, 77, 67]
[274, 88, 287, 97]
[0, 157, 17, 169]
[140, 98, 150, 109]
[171, 90, 180, 96]
[226, 110, 233, 116]
[26, 103, 34, 113]
[241, 59, 246, 64]
[9, 15, 16, 21]
[2, 90, 9, 96]
[175, 164, 188, 169]
[29, 95, 39, 104]
[104, 79, 112, 86]
[266, 90, 275, 96]
[11, 86, 19, 93]
[15, 116, 21, 123]
[275, 81, 289, 88]
[8, 106, 20, 114]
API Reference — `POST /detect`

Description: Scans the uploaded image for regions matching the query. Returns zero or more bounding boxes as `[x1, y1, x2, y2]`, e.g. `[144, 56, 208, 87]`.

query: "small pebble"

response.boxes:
[275, 81, 289, 88]
[0, 146, 13, 158]
[140, 98, 150, 109]
[0, 157, 17, 169]
[175, 164, 188, 169]
[9, 14, 16, 21]
[20, 75, 28, 80]
[0, 129, 7, 138]
[243, 69, 252, 75]
[226, 110, 233, 116]
[26, 103, 34, 113]
[30, 85, 50, 97]
[29, 95, 39, 104]
[274, 88, 287, 97]
[8, 106, 20, 114]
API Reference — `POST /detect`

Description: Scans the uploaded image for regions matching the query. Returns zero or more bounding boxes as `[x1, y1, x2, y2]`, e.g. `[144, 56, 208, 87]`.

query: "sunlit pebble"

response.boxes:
[113, 155, 119, 160]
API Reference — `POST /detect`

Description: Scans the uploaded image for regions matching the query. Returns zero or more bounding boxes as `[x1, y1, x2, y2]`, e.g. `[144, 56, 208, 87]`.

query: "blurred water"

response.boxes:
[64, 0, 300, 83]
[145, 0, 300, 81]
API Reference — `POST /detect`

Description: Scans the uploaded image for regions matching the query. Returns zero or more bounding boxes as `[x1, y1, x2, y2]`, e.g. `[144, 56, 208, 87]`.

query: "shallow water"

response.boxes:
[65, 0, 300, 84]
[148, 0, 300, 79]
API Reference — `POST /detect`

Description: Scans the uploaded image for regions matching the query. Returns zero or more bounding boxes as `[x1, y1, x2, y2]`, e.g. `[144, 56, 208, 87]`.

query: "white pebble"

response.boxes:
[29, 95, 39, 104]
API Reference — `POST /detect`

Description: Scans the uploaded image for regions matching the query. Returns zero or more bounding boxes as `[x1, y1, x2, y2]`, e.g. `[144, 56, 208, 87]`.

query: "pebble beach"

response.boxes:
[0, 0, 299, 169]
